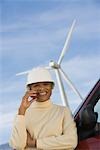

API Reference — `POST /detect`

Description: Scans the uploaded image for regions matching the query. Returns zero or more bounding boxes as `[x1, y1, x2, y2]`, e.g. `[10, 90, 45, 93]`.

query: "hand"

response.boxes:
[18, 91, 37, 115]
[26, 130, 36, 148]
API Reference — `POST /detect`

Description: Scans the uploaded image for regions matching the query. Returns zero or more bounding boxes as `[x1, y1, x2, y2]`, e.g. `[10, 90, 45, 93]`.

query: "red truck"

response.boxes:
[75, 79, 100, 150]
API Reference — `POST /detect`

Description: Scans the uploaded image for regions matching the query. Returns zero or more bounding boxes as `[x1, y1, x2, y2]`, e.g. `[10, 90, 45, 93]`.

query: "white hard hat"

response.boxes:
[26, 67, 54, 86]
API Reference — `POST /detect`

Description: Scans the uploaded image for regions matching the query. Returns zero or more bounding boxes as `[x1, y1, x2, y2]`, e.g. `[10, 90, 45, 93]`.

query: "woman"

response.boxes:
[9, 67, 77, 150]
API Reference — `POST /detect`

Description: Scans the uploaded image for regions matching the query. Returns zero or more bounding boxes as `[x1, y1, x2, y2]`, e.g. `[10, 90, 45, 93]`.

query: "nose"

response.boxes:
[38, 87, 45, 92]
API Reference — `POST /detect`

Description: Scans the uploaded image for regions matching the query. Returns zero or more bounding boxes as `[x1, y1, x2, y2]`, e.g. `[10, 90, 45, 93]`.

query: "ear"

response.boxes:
[27, 85, 31, 91]
[51, 83, 54, 89]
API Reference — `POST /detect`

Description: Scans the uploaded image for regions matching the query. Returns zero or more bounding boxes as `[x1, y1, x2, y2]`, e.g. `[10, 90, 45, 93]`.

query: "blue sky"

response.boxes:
[0, 0, 100, 145]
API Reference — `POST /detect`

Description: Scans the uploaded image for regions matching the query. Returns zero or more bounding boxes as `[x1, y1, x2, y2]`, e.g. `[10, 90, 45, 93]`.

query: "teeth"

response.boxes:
[39, 92, 47, 96]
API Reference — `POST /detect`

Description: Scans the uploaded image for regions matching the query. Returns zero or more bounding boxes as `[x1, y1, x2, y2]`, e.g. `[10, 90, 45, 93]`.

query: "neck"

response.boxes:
[36, 99, 49, 103]
[30, 99, 52, 108]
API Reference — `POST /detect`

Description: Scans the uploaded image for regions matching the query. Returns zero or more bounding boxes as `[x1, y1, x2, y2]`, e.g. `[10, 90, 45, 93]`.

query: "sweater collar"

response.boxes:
[30, 99, 53, 108]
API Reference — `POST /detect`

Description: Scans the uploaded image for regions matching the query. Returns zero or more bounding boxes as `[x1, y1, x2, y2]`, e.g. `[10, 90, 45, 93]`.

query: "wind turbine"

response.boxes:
[16, 20, 83, 107]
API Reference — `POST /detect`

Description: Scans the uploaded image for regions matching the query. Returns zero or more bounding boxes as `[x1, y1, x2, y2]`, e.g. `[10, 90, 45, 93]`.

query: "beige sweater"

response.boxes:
[9, 99, 77, 150]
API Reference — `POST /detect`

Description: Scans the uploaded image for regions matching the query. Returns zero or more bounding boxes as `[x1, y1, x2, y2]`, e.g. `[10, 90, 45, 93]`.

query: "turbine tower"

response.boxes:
[16, 20, 83, 107]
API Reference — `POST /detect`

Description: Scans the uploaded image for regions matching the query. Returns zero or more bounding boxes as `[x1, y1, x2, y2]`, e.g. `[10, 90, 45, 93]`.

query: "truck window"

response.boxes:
[94, 99, 100, 122]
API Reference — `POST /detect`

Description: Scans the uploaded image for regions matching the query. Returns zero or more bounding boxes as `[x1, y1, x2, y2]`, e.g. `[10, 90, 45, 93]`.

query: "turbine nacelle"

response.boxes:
[49, 61, 60, 69]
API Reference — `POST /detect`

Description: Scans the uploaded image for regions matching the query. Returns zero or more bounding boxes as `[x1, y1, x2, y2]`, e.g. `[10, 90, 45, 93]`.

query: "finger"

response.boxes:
[26, 130, 31, 136]
[27, 91, 38, 96]
[28, 96, 37, 102]
[23, 92, 37, 100]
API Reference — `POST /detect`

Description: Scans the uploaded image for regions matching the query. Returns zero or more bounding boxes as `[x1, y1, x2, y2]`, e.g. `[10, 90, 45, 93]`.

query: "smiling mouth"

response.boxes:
[39, 91, 47, 96]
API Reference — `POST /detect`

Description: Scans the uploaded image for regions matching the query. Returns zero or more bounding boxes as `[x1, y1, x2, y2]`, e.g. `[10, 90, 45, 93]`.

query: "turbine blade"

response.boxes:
[16, 66, 52, 76]
[59, 68, 83, 101]
[45, 66, 52, 70]
[16, 70, 30, 76]
[55, 69, 69, 107]
[58, 19, 76, 65]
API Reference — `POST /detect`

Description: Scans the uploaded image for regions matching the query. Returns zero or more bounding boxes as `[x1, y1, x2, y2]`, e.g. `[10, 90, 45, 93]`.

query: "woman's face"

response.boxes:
[28, 82, 53, 102]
